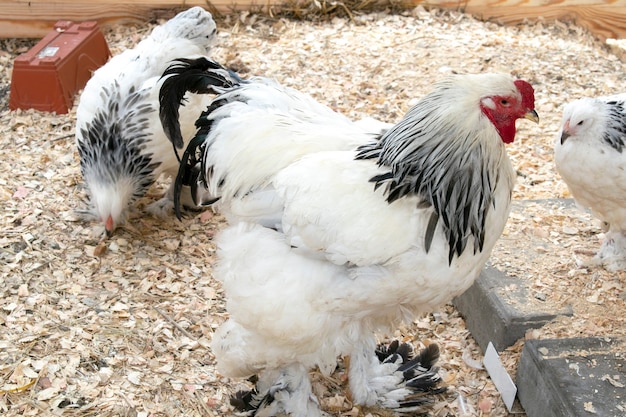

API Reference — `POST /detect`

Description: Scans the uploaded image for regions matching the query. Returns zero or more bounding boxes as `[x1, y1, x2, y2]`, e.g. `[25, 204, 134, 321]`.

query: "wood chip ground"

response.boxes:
[1, 7, 625, 417]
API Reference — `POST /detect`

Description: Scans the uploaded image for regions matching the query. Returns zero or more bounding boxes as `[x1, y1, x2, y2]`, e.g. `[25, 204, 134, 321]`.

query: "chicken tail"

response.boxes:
[158, 56, 241, 150]
[158, 56, 239, 218]
[171, 133, 218, 219]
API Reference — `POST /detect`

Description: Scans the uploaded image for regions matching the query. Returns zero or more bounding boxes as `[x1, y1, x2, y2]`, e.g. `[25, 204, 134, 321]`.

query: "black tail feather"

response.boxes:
[162, 57, 242, 218]
[189, 163, 220, 207]
[158, 56, 241, 151]
[173, 134, 207, 219]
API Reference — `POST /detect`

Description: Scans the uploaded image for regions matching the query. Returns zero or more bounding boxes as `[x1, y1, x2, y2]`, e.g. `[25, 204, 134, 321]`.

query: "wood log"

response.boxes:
[426, 1, 626, 41]
[0, 0, 624, 40]
[0, 0, 244, 39]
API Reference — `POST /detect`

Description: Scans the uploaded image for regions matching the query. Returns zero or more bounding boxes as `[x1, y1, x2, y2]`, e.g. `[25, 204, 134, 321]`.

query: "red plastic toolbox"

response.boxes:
[9, 20, 110, 114]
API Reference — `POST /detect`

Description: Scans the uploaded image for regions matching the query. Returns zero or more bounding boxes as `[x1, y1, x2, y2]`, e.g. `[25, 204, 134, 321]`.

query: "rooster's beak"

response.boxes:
[524, 109, 540, 124]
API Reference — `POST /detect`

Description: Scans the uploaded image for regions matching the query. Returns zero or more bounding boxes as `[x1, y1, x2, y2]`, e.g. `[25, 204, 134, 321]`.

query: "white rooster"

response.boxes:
[75, 7, 225, 236]
[162, 66, 538, 415]
[555, 94, 626, 271]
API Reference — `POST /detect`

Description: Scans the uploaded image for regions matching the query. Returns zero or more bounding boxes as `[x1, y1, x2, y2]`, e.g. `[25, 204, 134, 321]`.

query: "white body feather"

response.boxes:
[555, 94, 626, 270]
[76, 6, 217, 233]
[190, 78, 392, 244]
[213, 150, 512, 370]
[197, 77, 391, 209]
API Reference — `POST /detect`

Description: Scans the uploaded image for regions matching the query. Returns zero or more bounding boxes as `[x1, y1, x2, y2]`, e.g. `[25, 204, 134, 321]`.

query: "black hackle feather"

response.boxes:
[424, 212, 439, 253]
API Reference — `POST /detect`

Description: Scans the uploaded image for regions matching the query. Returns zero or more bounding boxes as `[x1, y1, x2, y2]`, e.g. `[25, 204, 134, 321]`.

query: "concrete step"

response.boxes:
[453, 199, 579, 353]
[517, 337, 626, 417]
[452, 199, 626, 415]
[453, 265, 573, 353]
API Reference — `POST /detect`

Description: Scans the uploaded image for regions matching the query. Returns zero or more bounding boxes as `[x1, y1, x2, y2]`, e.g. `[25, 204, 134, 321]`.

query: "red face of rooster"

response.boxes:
[480, 79, 539, 144]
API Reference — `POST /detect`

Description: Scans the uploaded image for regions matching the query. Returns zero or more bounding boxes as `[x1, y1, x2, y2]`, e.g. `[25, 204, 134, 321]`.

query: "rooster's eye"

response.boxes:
[500, 99, 510, 107]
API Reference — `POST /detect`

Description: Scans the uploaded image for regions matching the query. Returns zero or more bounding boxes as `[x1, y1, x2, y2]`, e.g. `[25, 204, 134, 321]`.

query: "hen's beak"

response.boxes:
[105, 215, 115, 238]
[560, 120, 571, 145]
[524, 109, 540, 124]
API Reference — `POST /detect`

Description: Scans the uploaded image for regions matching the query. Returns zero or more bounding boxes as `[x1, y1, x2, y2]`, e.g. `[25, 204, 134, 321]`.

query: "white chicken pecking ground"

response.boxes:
[75, 6, 223, 237]
[160, 62, 539, 417]
[555, 94, 626, 271]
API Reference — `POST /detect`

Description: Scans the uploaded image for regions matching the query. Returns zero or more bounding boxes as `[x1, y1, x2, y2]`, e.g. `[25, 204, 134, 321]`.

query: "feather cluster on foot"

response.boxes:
[395, 343, 447, 410]
[228, 365, 326, 417]
[368, 341, 446, 412]
[231, 342, 445, 416]
[375, 339, 414, 364]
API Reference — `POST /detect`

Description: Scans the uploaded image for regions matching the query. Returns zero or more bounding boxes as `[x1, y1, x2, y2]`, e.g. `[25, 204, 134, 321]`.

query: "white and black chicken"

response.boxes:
[555, 94, 626, 271]
[161, 62, 538, 416]
[75, 7, 227, 236]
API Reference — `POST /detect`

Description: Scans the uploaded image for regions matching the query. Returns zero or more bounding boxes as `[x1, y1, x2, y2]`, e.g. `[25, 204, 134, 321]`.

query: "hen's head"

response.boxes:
[86, 178, 141, 237]
[468, 74, 539, 143]
[151, 6, 217, 53]
[559, 97, 617, 147]
[79, 135, 159, 236]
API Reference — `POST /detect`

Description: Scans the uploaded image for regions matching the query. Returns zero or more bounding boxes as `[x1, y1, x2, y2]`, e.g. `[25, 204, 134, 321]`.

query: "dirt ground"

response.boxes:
[1, 6, 625, 417]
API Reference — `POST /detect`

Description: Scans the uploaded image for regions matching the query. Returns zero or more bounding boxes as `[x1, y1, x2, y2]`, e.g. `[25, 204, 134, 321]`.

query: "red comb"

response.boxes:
[514, 79, 535, 109]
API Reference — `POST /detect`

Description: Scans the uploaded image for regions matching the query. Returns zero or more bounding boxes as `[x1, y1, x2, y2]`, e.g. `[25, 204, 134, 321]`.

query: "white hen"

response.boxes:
[165, 69, 538, 416]
[75, 7, 220, 236]
[555, 94, 626, 271]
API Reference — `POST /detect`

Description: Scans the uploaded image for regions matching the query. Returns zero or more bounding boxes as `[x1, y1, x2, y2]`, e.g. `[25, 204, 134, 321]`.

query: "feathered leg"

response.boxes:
[145, 181, 209, 219]
[394, 343, 446, 411]
[594, 230, 626, 272]
[349, 337, 444, 411]
[348, 336, 407, 407]
[231, 364, 327, 417]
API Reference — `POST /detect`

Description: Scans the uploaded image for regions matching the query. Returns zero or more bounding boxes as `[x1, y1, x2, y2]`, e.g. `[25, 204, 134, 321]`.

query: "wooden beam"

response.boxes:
[425, 1, 626, 41]
[0, 1, 253, 39]
[0, 0, 625, 40]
